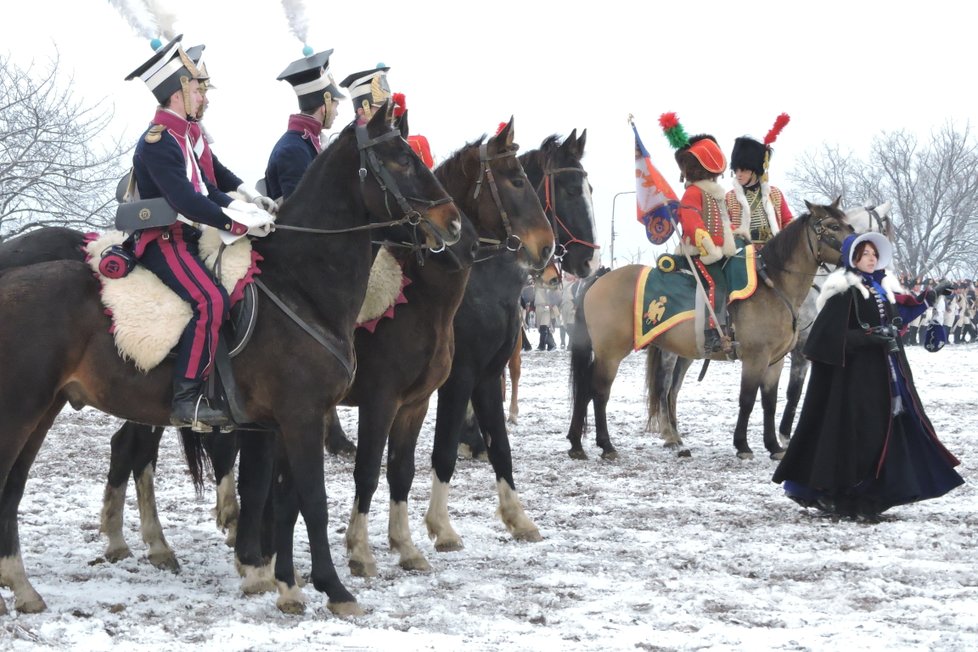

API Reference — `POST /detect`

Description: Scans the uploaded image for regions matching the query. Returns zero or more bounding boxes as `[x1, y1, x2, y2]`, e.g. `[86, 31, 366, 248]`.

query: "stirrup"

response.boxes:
[187, 395, 229, 433]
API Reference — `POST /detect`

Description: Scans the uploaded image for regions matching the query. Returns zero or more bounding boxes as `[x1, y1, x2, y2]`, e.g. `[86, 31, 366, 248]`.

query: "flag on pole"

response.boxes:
[632, 120, 679, 245]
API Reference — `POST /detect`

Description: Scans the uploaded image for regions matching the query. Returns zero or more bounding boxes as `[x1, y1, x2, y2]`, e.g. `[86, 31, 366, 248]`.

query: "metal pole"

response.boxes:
[610, 190, 635, 268]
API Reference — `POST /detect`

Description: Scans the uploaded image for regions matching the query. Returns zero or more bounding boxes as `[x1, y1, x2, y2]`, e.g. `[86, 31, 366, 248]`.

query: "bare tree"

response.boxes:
[0, 52, 129, 242]
[789, 123, 978, 279]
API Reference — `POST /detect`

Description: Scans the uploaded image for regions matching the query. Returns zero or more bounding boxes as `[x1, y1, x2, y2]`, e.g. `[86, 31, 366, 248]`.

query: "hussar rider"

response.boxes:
[125, 35, 275, 429]
[726, 113, 793, 245]
[660, 113, 738, 354]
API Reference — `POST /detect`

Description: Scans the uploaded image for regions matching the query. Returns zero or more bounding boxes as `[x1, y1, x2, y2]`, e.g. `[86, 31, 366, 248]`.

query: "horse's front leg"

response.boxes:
[275, 418, 360, 616]
[760, 361, 787, 459]
[387, 400, 432, 572]
[235, 432, 276, 595]
[128, 426, 179, 571]
[346, 399, 397, 578]
[201, 430, 240, 547]
[471, 377, 541, 542]
[426, 375, 475, 551]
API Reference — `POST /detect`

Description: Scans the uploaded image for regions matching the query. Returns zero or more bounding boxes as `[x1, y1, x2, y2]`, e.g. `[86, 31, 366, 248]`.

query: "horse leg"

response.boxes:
[275, 417, 360, 616]
[346, 400, 397, 578]
[589, 354, 624, 460]
[235, 432, 277, 595]
[202, 431, 240, 547]
[566, 326, 594, 459]
[457, 402, 487, 461]
[0, 398, 65, 614]
[426, 376, 475, 551]
[778, 354, 809, 443]
[129, 426, 179, 571]
[324, 406, 356, 457]
[507, 343, 521, 425]
[100, 422, 141, 563]
[387, 400, 432, 572]
[665, 356, 693, 457]
[471, 378, 541, 542]
[732, 358, 768, 459]
[760, 361, 787, 459]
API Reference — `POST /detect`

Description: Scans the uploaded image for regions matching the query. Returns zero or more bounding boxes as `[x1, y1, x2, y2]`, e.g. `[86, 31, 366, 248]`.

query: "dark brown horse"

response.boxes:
[566, 200, 852, 461]
[0, 105, 461, 617]
[341, 120, 554, 576]
[425, 130, 598, 550]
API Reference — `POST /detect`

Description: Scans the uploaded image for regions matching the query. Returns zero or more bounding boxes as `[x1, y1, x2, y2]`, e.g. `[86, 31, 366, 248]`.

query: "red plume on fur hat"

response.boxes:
[495, 122, 507, 136]
[764, 113, 790, 146]
[392, 92, 406, 118]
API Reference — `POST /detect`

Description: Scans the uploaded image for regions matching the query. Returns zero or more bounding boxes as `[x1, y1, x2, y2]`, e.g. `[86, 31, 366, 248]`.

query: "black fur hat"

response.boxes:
[730, 137, 766, 177]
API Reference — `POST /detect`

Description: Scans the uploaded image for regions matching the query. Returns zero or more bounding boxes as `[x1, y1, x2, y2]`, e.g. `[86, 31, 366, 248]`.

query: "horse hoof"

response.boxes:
[348, 559, 378, 578]
[769, 450, 786, 461]
[148, 552, 181, 573]
[599, 449, 619, 461]
[104, 546, 133, 563]
[568, 448, 588, 460]
[276, 597, 307, 615]
[327, 437, 357, 458]
[327, 600, 364, 617]
[15, 595, 47, 614]
[399, 555, 432, 572]
[224, 529, 237, 548]
[676, 448, 692, 458]
[662, 441, 683, 450]
[736, 451, 754, 460]
[434, 540, 464, 553]
[513, 527, 543, 543]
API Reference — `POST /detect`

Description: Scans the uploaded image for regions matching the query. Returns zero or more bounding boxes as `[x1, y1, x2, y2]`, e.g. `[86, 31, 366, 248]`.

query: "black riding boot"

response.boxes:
[907, 326, 918, 345]
[521, 327, 533, 351]
[953, 327, 962, 344]
[703, 329, 723, 354]
[171, 378, 228, 430]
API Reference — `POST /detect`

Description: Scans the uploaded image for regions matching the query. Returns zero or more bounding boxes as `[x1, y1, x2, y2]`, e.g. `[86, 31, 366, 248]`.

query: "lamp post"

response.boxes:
[610, 190, 635, 269]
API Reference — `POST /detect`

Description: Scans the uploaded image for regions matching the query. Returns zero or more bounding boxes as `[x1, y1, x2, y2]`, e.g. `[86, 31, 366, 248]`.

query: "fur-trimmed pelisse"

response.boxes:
[816, 268, 903, 312]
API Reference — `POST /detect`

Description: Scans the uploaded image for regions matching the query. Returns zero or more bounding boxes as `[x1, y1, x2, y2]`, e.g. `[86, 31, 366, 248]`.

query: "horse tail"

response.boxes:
[179, 427, 207, 497]
[568, 270, 606, 423]
[645, 346, 662, 431]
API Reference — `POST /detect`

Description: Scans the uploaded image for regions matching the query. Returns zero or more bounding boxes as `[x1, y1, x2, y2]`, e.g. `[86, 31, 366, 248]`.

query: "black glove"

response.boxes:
[847, 327, 899, 354]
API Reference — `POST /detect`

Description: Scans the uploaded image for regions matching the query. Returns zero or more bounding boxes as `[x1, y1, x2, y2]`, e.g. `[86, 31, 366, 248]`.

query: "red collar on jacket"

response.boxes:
[287, 113, 324, 153]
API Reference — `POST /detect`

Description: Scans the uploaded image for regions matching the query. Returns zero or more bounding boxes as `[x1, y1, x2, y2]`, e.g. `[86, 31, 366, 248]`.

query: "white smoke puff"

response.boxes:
[107, 0, 155, 41]
[281, 0, 309, 45]
[141, 0, 178, 40]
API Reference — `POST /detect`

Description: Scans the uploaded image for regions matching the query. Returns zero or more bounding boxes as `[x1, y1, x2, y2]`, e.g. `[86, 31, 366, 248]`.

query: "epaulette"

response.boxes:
[144, 124, 166, 144]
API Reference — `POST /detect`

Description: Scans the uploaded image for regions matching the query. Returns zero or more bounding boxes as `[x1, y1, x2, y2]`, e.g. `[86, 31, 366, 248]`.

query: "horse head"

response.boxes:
[519, 130, 600, 279]
[436, 117, 554, 271]
[844, 200, 894, 239]
[804, 196, 855, 266]
[354, 101, 462, 251]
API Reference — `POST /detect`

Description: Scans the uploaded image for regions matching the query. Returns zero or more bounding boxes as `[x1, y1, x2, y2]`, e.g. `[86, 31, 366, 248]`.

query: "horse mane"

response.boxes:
[758, 210, 813, 269]
[435, 136, 487, 183]
[519, 135, 562, 179]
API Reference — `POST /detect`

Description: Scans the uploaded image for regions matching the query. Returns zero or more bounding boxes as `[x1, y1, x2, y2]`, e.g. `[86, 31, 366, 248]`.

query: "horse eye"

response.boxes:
[397, 154, 412, 167]
[511, 177, 525, 188]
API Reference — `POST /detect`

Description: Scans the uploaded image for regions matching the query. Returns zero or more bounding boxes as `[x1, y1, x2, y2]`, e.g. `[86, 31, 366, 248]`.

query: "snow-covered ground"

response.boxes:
[2, 344, 976, 651]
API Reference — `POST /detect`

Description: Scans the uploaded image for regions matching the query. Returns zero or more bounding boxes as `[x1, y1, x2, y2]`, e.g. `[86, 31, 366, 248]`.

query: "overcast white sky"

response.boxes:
[2, 0, 976, 266]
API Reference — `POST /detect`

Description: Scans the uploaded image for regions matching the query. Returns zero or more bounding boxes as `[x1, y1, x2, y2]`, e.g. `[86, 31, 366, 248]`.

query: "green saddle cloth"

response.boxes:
[633, 244, 758, 350]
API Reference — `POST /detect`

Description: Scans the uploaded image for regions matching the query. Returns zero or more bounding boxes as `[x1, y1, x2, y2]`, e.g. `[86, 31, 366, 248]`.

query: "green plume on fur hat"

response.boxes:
[659, 112, 690, 150]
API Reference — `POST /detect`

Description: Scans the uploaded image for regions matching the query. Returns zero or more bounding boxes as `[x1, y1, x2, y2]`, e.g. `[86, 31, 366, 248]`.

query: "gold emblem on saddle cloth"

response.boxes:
[644, 296, 668, 325]
[144, 124, 165, 144]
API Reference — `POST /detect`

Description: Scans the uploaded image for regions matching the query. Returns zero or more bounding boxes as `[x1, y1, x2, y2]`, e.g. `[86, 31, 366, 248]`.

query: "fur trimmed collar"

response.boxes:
[731, 180, 778, 238]
[817, 268, 904, 312]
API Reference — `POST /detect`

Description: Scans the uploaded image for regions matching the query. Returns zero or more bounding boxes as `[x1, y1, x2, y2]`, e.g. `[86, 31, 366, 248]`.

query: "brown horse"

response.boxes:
[0, 104, 461, 617]
[566, 200, 853, 461]
[342, 119, 554, 576]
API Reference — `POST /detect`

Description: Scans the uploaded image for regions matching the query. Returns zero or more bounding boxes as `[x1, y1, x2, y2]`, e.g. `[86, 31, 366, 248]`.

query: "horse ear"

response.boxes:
[367, 99, 392, 133]
[878, 199, 892, 215]
[804, 199, 815, 213]
[577, 128, 587, 154]
[831, 196, 843, 210]
[396, 109, 410, 139]
[496, 116, 515, 149]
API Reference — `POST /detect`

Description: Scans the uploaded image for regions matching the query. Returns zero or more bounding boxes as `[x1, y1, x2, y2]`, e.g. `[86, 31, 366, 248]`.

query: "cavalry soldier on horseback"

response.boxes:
[660, 114, 738, 354]
[340, 65, 392, 126]
[125, 35, 275, 429]
[185, 44, 277, 210]
[726, 114, 793, 245]
[264, 48, 345, 201]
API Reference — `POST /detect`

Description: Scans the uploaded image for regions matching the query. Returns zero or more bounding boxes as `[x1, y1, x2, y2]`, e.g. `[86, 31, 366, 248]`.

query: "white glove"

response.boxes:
[237, 184, 278, 215]
[220, 200, 276, 243]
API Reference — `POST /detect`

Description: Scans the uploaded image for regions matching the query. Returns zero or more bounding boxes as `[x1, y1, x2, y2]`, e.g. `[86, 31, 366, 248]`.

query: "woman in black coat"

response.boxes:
[772, 232, 964, 518]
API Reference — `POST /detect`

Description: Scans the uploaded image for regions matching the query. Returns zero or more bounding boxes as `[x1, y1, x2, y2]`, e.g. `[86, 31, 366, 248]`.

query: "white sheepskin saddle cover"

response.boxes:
[86, 230, 256, 372]
[86, 233, 406, 372]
